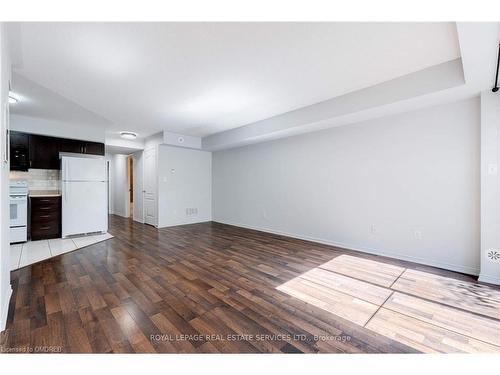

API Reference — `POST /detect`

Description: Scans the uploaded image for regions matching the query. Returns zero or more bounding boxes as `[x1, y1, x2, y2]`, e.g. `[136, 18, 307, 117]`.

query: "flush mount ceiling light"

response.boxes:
[120, 131, 137, 140]
[8, 92, 18, 104]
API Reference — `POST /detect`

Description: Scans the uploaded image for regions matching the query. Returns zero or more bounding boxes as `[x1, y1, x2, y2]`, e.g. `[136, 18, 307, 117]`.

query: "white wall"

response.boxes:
[10, 114, 105, 142]
[157, 145, 212, 227]
[0, 23, 12, 331]
[213, 98, 481, 275]
[145, 132, 164, 150]
[110, 154, 129, 218]
[163, 131, 201, 149]
[104, 154, 114, 215]
[479, 91, 500, 284]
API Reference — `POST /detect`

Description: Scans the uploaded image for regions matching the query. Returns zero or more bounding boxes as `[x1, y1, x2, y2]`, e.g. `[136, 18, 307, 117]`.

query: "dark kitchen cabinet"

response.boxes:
[60, 139, 105, 156]
[59, 138, 84, 154]
[10, 132, 106, 170]
[30, 196, 61, 240]
[10, 131, 30, 171]
[83, 141, 105, 156]
[29, 135, 60, 170]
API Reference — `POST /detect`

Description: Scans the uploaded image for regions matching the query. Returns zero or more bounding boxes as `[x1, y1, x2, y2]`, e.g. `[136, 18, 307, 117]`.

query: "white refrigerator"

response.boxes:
[61, 155, 107, 237]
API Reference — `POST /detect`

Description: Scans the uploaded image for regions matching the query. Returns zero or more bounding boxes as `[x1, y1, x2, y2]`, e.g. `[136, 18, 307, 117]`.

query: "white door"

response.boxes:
[143, 148, 157, 226]
[132, 151, 144, 223]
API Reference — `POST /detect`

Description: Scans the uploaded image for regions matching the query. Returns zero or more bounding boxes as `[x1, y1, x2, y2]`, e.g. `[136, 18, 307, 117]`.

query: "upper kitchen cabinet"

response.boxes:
[82, 141, 105, 156]
[10, 131, 30, 171]
[29, 134, 60, 170]
[59, 138, 105, 156]
[10, 131, 106, 170]
[59, 138, 84, 154]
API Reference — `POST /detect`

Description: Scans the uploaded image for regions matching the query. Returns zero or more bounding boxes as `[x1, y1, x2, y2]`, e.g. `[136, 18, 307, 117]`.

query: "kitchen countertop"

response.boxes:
[29, 190, 62, 197]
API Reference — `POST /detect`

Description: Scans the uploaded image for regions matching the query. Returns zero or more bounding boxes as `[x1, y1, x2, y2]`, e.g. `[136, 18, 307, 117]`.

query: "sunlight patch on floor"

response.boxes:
[276, 254, 500, 353]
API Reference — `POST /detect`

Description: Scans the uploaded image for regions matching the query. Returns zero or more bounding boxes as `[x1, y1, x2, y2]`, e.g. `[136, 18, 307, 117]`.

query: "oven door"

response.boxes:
[10, 195, 27, 227]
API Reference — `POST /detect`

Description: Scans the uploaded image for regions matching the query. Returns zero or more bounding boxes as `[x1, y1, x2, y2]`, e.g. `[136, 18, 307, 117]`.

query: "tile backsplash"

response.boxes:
[10, 169, 61, 190]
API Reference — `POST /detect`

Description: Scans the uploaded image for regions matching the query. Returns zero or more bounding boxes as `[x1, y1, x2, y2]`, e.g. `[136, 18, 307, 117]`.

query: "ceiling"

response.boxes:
[9, 72, 111, 127]
[8, 22, 461, 140]
[105, 144, 141, 155]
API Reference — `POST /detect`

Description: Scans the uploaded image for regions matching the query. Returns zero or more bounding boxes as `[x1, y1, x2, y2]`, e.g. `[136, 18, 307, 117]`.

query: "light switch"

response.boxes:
[488, 163, 498, 175]
[414, 230, 422, 240]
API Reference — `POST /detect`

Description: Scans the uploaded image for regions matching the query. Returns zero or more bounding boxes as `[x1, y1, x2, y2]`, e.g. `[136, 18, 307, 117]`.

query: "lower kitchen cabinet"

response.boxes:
[30, 196, 61, 240]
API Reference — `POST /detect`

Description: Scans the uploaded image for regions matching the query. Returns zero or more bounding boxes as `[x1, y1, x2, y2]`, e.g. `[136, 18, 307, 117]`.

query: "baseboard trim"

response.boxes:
[158, 219, 212, 229]
[478, 273, 500, 285]
[213, 219, 480, 276]
[0, 286, 13, 332]
[113, 212, 129, 219]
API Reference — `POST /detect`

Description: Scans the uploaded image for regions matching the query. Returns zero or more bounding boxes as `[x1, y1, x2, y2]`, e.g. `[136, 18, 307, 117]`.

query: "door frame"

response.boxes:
[106, 160, 110, 214]
[126, 155, 133, 219]
[143, 147, 157, 227]
[132, 150, 145, 224]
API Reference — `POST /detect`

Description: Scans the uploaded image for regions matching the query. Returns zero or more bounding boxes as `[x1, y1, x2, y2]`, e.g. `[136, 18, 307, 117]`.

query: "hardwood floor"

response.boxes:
[1, 215, 499, 353]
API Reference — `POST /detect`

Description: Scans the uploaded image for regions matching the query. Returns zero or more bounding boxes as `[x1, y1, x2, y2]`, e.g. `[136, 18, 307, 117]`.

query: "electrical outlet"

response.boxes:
[414, 230, 422, 240]
[370, 224, 377, 234]
[185, 208, 198, 216]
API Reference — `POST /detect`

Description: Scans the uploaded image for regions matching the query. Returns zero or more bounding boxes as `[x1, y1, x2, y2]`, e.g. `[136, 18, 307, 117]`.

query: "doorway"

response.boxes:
[127, 155, 133, 219]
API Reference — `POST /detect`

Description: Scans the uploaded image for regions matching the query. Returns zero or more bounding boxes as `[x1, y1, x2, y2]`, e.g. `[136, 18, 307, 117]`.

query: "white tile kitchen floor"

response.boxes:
[10, 232, 113, 270]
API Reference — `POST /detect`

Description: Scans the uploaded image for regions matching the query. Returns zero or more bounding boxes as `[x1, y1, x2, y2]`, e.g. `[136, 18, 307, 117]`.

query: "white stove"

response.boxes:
[10, 181, 28, 243]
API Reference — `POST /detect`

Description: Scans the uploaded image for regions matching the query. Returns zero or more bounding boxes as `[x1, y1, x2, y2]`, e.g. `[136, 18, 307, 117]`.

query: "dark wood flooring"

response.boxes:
[0, 215, 494, 353]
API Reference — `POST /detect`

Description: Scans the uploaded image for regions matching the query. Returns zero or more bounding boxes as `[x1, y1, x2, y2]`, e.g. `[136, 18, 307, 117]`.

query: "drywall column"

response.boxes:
[0, 23, 12, 331]
[111, 154, 129, 218]
[157, 145, 212, 227]
[480, 91, 500, 285]
[104, 154, 114, 214]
